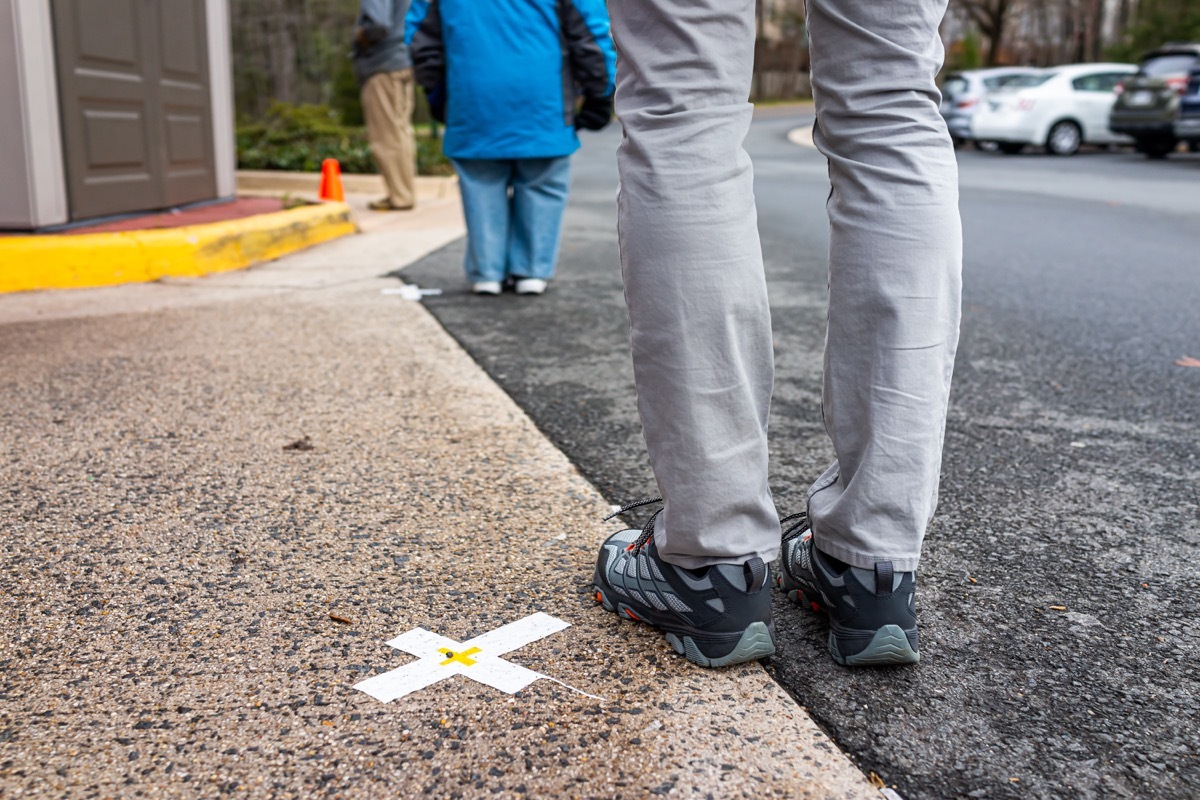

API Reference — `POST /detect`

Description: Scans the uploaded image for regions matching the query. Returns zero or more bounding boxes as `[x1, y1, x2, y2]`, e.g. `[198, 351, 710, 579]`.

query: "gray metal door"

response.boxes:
[155, 0, 218, 208]
[52, 0, 217, 221]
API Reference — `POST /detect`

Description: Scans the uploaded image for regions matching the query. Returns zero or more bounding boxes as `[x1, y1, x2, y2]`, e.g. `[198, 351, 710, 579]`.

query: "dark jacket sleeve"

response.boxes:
[407, 0, 445, 92]
[358, 0, 393, 44]
[559, 0, 614, 99]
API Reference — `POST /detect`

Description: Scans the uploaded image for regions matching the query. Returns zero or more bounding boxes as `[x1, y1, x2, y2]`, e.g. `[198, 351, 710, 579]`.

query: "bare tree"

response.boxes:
[948, 0, 1165, 68]
[1068, 0, 1106, 63]
[957, 0, 1020, 64]
[1112, 0, 1200, 58]
[231, 0, 359, 119]
[753, 0, 809, 100]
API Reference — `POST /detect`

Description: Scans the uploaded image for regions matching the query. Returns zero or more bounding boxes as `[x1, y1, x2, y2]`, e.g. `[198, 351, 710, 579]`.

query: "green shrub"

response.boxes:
[236, 101, 453, 176]
[330, 60, 365, 127]
[1107, 6, 1200, 62]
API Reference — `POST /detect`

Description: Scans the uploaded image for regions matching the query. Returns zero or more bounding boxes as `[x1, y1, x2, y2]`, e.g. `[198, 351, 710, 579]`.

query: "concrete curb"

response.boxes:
[0, 201, 357, 294]
[237, 170, 458, 200]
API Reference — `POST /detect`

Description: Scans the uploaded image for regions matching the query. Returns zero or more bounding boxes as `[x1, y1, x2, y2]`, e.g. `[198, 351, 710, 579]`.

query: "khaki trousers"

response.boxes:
[361, 69, 416, 208]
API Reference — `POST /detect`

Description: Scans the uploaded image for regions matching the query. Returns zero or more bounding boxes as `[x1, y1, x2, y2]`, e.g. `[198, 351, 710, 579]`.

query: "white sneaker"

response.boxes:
[472, 281, 502, 295]
[515, 278, 547, 295]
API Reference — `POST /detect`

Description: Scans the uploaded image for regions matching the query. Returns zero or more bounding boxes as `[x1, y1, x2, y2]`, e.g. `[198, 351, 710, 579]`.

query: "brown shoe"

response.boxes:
[368, 198, 414, 212]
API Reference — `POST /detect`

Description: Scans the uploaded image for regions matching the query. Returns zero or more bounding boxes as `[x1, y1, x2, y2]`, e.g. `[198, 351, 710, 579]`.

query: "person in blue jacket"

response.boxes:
[405, 0, 616, 295]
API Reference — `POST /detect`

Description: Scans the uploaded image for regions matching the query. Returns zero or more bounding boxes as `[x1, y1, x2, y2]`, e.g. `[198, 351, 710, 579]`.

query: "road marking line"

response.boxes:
[787, 125, 817, 149]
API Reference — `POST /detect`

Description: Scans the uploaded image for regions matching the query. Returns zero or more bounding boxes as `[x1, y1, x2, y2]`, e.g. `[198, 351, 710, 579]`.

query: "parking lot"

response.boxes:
[3, 103, 1195, 800]
[403, 111, 1200, 799]
[955, 140, 1200, 215]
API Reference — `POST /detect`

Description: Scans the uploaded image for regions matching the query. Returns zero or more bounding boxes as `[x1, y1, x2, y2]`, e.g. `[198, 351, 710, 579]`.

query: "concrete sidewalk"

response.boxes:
[0, 192, 880, 798]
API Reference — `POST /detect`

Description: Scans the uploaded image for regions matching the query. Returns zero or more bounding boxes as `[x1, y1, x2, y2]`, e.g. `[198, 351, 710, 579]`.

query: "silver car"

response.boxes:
[941, 67, 1042, 146]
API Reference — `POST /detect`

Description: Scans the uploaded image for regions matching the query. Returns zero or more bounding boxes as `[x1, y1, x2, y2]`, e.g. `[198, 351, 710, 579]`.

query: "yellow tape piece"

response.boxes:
[439, 647, 482, 667]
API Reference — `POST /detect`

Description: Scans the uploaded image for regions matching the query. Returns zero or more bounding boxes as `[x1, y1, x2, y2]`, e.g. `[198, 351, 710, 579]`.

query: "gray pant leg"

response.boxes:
[610, 0, 780, 569]
[806, 0, 963, 572]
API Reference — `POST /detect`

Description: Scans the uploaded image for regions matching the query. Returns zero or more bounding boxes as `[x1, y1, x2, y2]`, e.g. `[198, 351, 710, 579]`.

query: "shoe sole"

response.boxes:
[781, 585, 919, 667]
[830, 624, 919, 666]
[594, 584, 776, 668]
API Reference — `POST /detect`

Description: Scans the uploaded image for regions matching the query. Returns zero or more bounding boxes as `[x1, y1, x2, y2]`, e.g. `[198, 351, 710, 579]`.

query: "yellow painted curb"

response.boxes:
[0, 202, 357, 294]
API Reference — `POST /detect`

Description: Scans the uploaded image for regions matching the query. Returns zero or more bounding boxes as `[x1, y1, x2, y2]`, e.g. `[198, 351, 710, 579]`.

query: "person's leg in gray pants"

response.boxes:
[597, 0, 962, 666]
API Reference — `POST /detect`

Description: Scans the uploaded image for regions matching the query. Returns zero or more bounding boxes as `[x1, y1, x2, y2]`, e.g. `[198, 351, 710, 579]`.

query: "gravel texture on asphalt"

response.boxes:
[400, 120, 1200, 800]
[0, 200, 878, 799]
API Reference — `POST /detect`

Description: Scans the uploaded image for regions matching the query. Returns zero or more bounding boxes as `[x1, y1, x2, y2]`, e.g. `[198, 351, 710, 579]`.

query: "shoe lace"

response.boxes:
[603, 497, 663, 551]
[780, 510, 809, 542]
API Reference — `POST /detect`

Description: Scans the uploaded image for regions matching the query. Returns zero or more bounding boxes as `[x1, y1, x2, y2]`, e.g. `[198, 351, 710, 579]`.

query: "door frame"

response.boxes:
[0, 0, 69, 228]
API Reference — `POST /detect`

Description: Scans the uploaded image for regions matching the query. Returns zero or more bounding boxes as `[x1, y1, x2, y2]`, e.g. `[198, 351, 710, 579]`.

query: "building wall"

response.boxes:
[0, 0, 234, 230]
[0, 0, 68, 229]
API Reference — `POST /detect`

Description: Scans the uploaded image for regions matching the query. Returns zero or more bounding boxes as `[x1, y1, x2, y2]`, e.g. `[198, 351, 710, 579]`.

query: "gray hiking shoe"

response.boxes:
[777, 512, 919, 666]
[594, 500, 776, 668]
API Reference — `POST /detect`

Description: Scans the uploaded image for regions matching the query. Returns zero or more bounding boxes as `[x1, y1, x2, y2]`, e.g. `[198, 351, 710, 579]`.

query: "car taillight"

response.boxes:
[1016, 98, 1036, 111]
[956, 98, 977, 109]
[1166, 75, 1189, 94]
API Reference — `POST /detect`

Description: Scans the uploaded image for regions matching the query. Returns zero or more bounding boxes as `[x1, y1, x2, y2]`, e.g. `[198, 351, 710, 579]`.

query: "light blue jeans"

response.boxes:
[450, 156, 572, 284]
[610, 0, 962, 571]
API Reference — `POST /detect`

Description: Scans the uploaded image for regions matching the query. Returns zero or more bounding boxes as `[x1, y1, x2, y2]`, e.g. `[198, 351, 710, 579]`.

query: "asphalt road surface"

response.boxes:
[401, 110, 1200, 799]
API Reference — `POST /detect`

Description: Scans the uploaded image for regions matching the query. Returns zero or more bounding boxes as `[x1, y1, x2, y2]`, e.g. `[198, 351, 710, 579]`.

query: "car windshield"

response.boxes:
[1140, 54, 1199, 76]
[1003, 73, 1054, 88]
[943, 77, 969, 97]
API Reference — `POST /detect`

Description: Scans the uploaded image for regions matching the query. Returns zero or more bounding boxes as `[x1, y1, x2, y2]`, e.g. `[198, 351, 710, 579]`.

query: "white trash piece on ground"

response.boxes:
[354, 612, 601, 701]
[880, 788, 906, 800]
[382, 283, 443, 301]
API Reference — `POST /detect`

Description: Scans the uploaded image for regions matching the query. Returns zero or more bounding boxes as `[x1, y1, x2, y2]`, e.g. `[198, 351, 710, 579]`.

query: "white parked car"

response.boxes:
[940, 67, 1042, 146]
[970, 63, 1138, 155]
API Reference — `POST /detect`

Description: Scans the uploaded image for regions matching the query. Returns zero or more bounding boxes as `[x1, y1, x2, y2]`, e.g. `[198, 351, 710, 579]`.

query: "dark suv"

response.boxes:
[1175, 67, 1200, 149]
[1109, 44, 1200, 158]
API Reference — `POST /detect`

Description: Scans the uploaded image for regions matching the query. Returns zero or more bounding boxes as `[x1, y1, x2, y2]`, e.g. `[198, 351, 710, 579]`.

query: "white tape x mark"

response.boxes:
[354, 612, 600, 702]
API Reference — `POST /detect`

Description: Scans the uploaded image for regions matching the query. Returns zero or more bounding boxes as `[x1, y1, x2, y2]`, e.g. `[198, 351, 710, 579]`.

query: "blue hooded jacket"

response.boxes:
[405, 0, 615, 160]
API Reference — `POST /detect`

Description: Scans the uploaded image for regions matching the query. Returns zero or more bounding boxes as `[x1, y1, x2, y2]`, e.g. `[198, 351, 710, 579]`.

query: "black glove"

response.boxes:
[355, 15, 388, 48]
[574, 94, 613, 131]
[426, 84, 446, 124]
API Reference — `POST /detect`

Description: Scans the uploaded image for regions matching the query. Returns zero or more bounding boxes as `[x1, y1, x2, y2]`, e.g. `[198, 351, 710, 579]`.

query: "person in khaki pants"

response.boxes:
[353, 0, 416, 211]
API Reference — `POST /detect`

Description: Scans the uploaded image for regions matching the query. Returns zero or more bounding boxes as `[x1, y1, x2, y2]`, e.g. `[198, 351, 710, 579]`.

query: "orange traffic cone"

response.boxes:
[318, 158, 345, 202]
